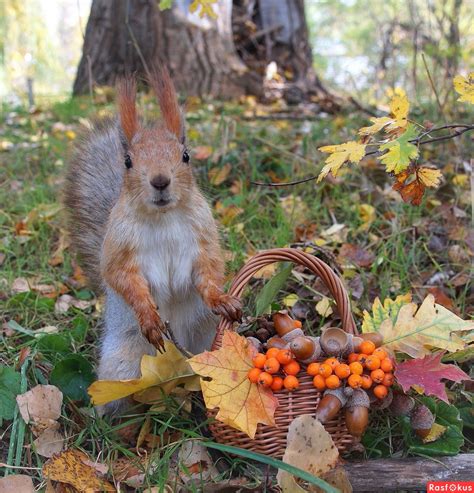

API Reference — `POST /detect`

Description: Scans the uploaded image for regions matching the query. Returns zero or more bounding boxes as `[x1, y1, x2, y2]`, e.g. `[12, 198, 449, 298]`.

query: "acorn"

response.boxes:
[410, 405, 435, 439]
[266, 336, 288, 350]
[315, 388, 348, 424]
[389, 393, 415, 417]
[289, 336, 321, 363]
[272, 312, 297, 336]
[345, 389, 370, 440]
[320, 327, 351, 356]
[359, 332, 383, 348]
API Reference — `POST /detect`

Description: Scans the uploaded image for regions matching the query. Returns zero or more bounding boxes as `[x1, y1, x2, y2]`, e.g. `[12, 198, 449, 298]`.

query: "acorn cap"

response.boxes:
[325, 387, 349, 407]
[359, 332, 383, 348]
[320, 327, 350, 356]
[281, 328, 304, 343]
[390, 393, 416, 417]
[346, 389, 370, 409]
[246, 337, 263, 352]
[410, 405, 435, 438]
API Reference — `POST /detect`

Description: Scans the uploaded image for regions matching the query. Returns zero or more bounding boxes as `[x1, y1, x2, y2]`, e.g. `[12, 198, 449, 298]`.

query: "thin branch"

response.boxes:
[422, 52, 447, 120]
[252, 124, 474, 187]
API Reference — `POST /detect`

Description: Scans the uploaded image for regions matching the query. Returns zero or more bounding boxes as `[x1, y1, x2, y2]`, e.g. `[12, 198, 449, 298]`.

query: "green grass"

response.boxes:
[0, 94, 472, 490]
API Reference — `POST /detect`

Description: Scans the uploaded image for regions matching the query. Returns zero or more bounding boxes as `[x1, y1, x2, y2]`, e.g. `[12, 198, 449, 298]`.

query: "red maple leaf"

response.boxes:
[395, 352, 470, 403]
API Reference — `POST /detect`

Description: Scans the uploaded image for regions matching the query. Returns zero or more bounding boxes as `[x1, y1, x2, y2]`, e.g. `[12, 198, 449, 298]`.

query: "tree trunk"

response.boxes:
[73, 0, 335, 107]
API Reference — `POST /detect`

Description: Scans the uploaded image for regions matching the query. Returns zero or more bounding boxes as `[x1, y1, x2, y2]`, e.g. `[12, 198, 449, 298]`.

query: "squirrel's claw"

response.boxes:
[212, 294, 242, 322]
[141, 317, 166, 352]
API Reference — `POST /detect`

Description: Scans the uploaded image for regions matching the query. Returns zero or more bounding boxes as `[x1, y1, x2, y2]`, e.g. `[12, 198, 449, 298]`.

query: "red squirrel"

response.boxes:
[63, 69, 241, 412]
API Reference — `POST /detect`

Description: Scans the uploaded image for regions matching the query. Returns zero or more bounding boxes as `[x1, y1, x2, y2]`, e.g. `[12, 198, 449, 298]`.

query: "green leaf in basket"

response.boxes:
[255, 263, 292, 316]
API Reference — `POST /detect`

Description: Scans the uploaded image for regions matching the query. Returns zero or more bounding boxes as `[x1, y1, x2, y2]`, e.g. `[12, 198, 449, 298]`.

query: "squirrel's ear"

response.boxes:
[149, 66, 185, 143]
[117, 76, 138, 143]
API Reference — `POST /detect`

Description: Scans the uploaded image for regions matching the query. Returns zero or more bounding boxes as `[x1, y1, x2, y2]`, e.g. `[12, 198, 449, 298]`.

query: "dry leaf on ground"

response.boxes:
[188, 330, 278, 438]
[88, 340, 200, 406]
[34, 427, 64, 458]
[43, 449, 115, 492]
[277, 415, 339, 492]
[0, 475, 34, 493]
[178, 440, 218, 483]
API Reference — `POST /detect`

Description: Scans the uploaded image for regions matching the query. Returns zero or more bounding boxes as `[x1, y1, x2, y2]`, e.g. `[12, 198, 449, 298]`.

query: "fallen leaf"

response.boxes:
[88, 340, 199, 406]
[54, 294, 93, 314]
[317, 466, 353, 493]
[356, 204, 376, 232]
[361, 293, 412, 333]
[48, 230, 70, 266]
[283, 293, 299, 308]
[11, 277, 30, 293]
[208, 163, 232, 186]
[43, 449, 115, 492]
[276, 415, 339, 492]
[188, 330, 278, 438]
[453, 72, 474, 104]
[0, 475, 34, 493]
[34, 427, 64, 458]
[379, 294, 474, 358]
[337, 243, 374, 268]
[380, 125, 418, 174]
[422, 422, 447, 443]
[178, 440, 218, 482]
[317, 141, 366, 181]
[193, 145, 213, 160]
[316, 297, 333, 317]
[279, 195, 309, 225]
[395, 352, 470, 402]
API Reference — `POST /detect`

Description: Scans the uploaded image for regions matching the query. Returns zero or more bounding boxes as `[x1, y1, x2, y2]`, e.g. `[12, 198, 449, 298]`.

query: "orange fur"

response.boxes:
[148, 66, 183, 141]
[117, 76, 138, 143]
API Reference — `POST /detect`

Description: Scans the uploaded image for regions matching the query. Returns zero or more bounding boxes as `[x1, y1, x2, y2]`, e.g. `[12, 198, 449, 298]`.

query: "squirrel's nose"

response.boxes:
[150, 174, 171, 191]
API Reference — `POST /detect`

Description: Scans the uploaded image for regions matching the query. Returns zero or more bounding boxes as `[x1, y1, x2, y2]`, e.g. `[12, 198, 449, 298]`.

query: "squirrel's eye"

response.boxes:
[182, 150, 190, 163]
[125, 154, 133, 169]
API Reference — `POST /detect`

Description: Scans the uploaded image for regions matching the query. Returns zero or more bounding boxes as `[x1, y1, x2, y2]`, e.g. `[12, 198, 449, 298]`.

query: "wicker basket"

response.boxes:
[209, 247, 359, 459]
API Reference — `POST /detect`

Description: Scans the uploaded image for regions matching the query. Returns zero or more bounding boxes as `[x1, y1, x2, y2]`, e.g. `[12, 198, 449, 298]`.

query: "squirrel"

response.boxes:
[63, 69, 241, 412]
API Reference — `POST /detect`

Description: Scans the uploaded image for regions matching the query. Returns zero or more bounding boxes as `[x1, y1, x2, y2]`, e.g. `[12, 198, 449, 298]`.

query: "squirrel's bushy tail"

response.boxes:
[63, 119, 124, 293]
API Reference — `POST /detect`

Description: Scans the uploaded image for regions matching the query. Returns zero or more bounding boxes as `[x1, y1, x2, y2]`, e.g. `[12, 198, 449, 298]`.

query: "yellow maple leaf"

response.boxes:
[190, 0, 218, 19]
[317, 141, 366, 182]
[387, 88, 409, 130]
[362, 293, 412, 333]
[43, 449, 115, 492]
[417, 167, 442, 188]
[453, 72, 474, 104]
[358, 116, 393, 135]
[379, 294, 474, 358]
[88, 340, 200, 406]
[188, 330, 278, 439]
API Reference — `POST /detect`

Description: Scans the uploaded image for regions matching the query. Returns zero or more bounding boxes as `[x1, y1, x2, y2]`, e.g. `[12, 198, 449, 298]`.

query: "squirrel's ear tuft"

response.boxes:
[117, 76, 138, 143]
[149, 66, 185, 143]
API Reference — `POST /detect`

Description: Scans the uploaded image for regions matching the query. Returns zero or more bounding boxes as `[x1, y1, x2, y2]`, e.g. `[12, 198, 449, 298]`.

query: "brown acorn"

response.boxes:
[320, 327, 351, 356]
[390, 393, 415, 417]
[266, 336, 288, 350]
[345, 389, 370, 439]
[290, 336, 321, 363]
[359, 332, 383, 348]
[272, 312, 297, 336]
[315, 388, 348, 424]
[410, 405, 435, 439]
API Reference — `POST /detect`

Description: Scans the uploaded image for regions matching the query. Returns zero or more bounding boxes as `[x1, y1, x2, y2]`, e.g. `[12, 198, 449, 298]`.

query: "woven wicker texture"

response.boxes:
[209, 248, 359, 459]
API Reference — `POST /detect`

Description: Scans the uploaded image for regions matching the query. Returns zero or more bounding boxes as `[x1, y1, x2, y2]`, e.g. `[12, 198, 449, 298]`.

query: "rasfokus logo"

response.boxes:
[427, 483, 474, 492]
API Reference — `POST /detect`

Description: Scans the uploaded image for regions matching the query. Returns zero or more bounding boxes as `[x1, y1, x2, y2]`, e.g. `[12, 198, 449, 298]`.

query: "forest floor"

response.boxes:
[0, 92, 473, 491]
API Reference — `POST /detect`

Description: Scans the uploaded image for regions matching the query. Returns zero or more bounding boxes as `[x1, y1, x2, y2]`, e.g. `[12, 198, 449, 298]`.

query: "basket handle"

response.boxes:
[212, 248, 358, 350]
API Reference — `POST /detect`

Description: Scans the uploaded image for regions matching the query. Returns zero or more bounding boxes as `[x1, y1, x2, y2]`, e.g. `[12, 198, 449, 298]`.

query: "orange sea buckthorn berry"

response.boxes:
[380, 358, 393, 372]
[373, 348, 388, 361]
[258, 372, 273, 387]
[266, 347, 280, 359]
[324, 357, 340, 370]
[365, 355, 381, 371]
[370, 369, 385, 384]
[360, 340, 376, 355]
[263, 357, 280, 374]
[313, 374, 326, 391]
[318, 363, 333, 378]
[248, 367, 262, 383]
[307, 362, 321, 376]
[325, 375, 341, 389]
[252, 353, 267, 369]
[382, 373, 394, 387]
[276, 349, 293, 365]
[283, 375, 299, 391]
[283, 360, 301, 376]
[293, 320, 302, 329]
[348, 373, 363, 389]
[349, 362, 364, 376]
[373, 384, 388, 399]
[348, 353, 359, 364]
[334, 363, 351, 379]
[271, 376, 284, 391]
[360, 374, 373, 390]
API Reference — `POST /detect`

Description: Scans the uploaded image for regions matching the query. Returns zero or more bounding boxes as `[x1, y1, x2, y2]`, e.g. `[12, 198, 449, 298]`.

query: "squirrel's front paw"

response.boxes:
[140, 312, 166, 352]
[211, 294, 242, 321]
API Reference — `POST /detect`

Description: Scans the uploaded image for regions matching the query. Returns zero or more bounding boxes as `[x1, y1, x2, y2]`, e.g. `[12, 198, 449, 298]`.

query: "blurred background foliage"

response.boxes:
[1, 0, 472, 104]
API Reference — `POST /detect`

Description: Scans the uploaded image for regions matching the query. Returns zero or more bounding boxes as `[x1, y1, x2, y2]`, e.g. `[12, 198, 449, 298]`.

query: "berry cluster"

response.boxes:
[248, 348, 302, 391]
[309, 341, 393, 399]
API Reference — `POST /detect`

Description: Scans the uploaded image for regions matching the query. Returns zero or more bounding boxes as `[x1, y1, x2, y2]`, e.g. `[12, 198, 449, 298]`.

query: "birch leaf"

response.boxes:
[188, 330, 278, 439]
